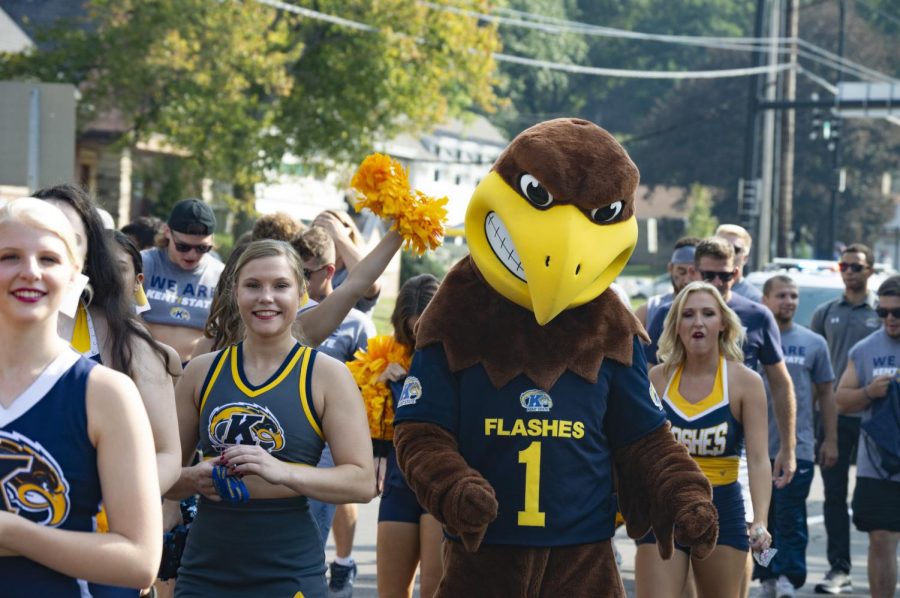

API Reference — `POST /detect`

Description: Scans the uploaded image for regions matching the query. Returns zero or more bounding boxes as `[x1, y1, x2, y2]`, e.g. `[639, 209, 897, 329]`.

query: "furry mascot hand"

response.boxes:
[615, 423, 719, 560]
[395, 422, 498, 551]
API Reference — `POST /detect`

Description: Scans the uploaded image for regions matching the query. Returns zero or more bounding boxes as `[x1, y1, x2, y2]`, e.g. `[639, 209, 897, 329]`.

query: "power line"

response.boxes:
[422, 1, 898, 83]
[250, 0, 895, 84]
[851, 0, 900, 29]
[495, 53, 794, 80]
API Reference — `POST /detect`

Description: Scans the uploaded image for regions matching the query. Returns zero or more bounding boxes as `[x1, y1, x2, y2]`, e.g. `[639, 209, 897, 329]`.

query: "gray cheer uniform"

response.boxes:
[176, 343, 327, 597]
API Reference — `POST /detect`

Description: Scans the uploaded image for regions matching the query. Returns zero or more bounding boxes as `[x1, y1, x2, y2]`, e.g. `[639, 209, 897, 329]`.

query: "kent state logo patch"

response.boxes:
[649, 384, 663, 410]
[169, 306, 191, 321]
[208, 403, 285, 452]
[0, 431, 71, 527]
[520, 389, 552, 413]
[397, 377, 422, 408]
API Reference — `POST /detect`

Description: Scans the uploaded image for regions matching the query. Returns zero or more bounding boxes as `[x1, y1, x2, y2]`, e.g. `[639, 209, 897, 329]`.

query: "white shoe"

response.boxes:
[758, 578, 776, 598]
[776, 575, 795, 598]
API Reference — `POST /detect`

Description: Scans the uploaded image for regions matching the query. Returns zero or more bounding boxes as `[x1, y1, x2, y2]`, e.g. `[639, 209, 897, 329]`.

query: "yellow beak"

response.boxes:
[467, 172, 637, 325]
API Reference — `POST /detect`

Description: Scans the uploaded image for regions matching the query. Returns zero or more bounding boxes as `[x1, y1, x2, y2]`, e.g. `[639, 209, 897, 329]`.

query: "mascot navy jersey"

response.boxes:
[394, 337, 666, 546]
[0, 348, 101, 597]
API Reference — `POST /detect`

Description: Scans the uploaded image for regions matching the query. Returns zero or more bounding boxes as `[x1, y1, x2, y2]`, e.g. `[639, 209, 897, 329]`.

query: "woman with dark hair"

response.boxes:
[168, 240, 374, 597]
[107, 230, 150, 313]
[371, 274, 442, 598]
[31, 184, 181, 495]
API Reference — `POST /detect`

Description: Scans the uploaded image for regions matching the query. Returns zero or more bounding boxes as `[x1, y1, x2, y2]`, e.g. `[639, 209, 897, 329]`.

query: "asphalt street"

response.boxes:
[326, 467, 884, 597]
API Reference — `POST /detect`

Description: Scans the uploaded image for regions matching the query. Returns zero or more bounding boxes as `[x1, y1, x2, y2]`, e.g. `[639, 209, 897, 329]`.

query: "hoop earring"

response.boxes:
[81, 283, 94, 307]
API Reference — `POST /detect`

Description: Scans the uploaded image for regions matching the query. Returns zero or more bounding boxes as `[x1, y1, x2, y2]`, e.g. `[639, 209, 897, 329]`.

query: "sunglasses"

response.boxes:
[303, 265, 329, 279]
[699, 270, 735, 283]
[838, 262, 866, 273]
[876, 307, 900, 319]
[173, 241, 213, 254]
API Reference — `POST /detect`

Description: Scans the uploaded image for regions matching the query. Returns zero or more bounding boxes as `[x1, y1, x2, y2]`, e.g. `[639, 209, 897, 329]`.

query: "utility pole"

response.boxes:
[742, 0, 767, 270]
[828, 1, 846, 258]
[778, 0, 798, 257]
[758, 0, 783, 267]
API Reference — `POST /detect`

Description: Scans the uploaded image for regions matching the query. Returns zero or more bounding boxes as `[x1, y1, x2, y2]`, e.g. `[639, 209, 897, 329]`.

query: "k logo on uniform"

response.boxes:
[208, 403, 285, 452]
[0, 431, 70, 527]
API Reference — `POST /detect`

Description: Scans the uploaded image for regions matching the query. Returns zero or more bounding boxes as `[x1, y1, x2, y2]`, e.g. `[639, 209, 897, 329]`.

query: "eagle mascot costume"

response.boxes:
[392, 118, 719, 596]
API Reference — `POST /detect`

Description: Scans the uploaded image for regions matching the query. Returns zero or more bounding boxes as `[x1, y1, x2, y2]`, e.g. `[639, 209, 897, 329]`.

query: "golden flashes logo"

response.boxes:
[0, 431, 70, 527]
[208, 403, 285, 452]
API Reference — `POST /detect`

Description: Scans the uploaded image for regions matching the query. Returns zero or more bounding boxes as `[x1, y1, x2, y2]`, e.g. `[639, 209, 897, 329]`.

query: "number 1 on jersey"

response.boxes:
[518, 440, 546, 527]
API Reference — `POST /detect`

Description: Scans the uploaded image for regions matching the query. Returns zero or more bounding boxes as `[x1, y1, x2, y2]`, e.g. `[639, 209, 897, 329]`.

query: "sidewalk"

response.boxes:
[328, 467, 877, 597]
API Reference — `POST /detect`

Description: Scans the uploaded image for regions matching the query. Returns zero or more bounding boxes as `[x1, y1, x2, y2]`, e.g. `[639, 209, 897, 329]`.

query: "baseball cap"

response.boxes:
[168, 198, 216, 235]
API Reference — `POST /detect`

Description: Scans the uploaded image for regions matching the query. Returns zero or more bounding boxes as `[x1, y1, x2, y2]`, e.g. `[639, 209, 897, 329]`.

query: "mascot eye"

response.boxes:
[589, 201, 624, 224]
[518, 174, 553, 208]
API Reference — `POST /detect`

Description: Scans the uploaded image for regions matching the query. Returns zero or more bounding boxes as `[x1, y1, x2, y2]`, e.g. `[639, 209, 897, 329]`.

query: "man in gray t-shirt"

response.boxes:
[756, 275, 837, 593]
[835, 274, 900, 598]
[808, 244, 880, 592]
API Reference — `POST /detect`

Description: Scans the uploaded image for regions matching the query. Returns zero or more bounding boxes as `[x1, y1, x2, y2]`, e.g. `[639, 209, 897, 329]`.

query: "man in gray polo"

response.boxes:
[809, 243, 881, 594]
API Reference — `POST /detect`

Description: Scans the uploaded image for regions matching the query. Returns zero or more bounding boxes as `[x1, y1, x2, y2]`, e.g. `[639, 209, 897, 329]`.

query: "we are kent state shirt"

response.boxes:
[394, 337, 666, 546]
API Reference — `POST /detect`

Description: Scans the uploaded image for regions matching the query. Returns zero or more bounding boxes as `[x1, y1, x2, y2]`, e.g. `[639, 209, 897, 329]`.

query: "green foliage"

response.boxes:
[213, 233, 235, 262]
[400, 250, 447, 284]
[686, 183, 718, 238]
[0, 0, 501, 196]
[489, 0, 588, 137]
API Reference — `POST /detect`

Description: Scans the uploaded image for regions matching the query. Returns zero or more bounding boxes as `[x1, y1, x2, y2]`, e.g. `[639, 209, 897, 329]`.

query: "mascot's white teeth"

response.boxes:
[485, 212, 526, 282]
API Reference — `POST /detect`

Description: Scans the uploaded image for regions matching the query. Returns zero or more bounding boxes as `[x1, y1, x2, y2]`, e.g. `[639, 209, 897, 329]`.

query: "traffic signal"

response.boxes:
[810, 92, 821, 141]
[740, 178, 760, 218]
[828, 117, 841, 152]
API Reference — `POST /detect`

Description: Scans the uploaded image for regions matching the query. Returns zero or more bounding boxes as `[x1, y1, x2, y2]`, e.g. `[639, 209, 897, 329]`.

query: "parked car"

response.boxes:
[630, 274, 672, 300]
[746, 266, 893, 328]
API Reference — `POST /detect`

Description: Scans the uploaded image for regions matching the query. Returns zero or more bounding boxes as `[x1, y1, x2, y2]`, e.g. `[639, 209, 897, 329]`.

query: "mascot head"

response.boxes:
[465, 118, 640, 325]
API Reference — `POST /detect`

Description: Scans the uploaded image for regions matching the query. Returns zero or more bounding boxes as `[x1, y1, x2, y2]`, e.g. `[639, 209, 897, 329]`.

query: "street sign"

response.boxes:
[836, 81, 900, 118]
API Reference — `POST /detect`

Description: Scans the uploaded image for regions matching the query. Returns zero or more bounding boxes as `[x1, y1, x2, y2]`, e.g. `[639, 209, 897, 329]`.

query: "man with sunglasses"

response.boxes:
[833, 275, 900, 598]
[717, 223, 763, 303]
[646, 237, 798, 597]
[809, 243, 881, 594]
[646, 239, 797, 483]
[141, 198, 224, 362]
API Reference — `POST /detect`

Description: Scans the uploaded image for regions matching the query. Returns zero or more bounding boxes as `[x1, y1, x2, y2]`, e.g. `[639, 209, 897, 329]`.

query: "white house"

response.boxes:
[255, 115, 509, 228]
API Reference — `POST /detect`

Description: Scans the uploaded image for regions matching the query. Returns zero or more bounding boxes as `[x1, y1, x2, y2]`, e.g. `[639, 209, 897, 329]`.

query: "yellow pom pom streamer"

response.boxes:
[351, 153, 447, 255]
[347, 335, 412, 441]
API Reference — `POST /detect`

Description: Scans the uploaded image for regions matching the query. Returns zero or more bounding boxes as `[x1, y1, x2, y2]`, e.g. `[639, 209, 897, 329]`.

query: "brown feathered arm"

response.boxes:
[394, 421, 498, 552]
[614, 423, 719, 560]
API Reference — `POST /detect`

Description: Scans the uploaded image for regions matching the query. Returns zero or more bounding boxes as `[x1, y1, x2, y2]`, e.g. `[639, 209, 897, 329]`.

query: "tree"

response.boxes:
[0, 0, 501, 205]
[487, 0, 588, 138]
[685, 183, 719, 238]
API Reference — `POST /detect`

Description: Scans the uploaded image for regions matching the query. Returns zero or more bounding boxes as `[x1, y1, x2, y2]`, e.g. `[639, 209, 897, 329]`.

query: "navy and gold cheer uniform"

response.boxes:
[0, 349, 101, 597]
[639, 357, 749, 552]
[394, 338, 667, 546]
[176, 342, 327, 598]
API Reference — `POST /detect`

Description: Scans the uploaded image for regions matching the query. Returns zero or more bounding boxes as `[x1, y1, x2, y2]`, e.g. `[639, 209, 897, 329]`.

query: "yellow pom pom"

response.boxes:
[347, 335, 412, 441]
[351, 153, 447, 255]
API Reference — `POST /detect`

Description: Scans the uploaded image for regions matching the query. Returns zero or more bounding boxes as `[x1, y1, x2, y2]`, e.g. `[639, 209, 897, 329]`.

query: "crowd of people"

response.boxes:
[0, 184, 897, 598]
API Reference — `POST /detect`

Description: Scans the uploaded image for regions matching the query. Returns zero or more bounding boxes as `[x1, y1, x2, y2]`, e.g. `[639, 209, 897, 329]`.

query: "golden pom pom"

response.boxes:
[347, 335, 412, 441]
[351, 153, 447, 255]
